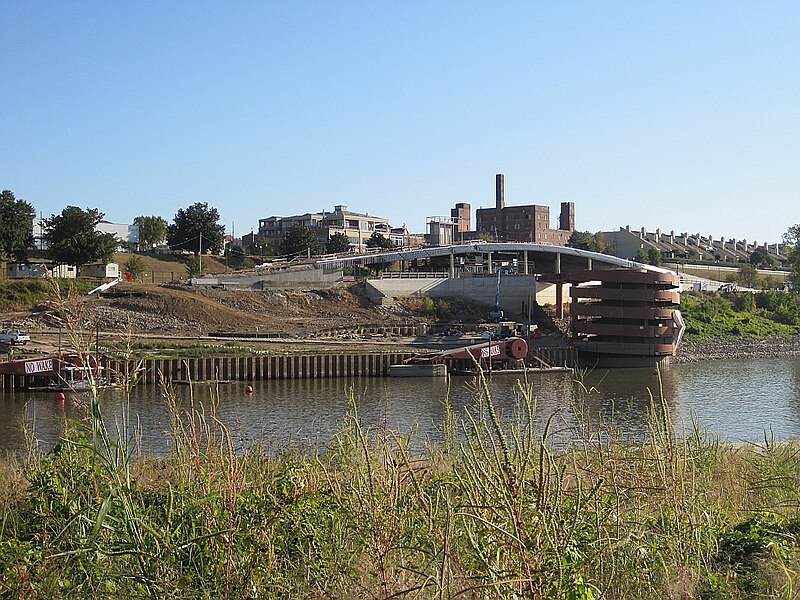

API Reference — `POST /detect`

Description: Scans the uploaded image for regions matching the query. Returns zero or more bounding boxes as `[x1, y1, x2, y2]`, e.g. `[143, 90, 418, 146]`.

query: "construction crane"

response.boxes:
[488, 269, 504, 321]
[403, 336, 528, 366]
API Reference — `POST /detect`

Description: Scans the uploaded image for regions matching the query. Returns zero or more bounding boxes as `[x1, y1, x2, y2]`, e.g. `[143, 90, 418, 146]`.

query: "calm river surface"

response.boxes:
[2, 356, 800, 455]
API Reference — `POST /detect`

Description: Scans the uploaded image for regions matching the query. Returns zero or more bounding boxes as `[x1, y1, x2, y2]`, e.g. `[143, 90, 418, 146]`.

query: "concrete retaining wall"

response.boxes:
[192, 268, 343, 290]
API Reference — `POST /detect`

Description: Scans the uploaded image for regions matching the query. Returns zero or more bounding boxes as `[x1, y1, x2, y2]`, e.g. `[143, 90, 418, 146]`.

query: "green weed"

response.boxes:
[2, 356, 800, 597]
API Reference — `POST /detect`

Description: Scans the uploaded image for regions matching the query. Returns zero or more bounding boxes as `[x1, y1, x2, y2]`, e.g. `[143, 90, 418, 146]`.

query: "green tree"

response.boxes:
[133, 215, 168, 249]
[749, 246, 775, 268]
[251, 235, 271, 257]
[783, 225, 800, 290]
[167, 203, 225, 255]
[326, 232, 351, 253]
[477, 231, 495, 242]
[0, 190, 35, 262]
[278, 223, 324, 257]
[568, 230, 607, 252]
[122, 255, 146, 281]
[186, 255, 203, 277]
[43, 206, 118, 269]
[567, 230, 593, 250]
[589, 231, 608, 253]
[228, 244, 245, 258]
[634, 247, 648, 263]
[365, 232, 395, 249]
[735, 264, 760, 289]
[647, 247, 662, 266]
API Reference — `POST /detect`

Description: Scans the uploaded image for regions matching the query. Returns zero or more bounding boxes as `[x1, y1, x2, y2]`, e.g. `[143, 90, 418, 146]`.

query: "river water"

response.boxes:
[2, 356, 800, 455]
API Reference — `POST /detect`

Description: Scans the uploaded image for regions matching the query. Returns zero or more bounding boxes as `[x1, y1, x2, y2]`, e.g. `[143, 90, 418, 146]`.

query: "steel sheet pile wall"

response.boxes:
[1, 352, 415, 390]
[103, 352, 416, 385]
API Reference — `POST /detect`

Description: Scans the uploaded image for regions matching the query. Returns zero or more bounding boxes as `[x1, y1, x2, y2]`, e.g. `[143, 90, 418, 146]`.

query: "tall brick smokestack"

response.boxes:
[496, 173, 505, 209]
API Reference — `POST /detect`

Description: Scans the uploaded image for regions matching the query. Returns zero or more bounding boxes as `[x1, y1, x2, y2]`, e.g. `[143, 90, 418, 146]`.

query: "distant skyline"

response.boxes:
[3, 1, 798, 244]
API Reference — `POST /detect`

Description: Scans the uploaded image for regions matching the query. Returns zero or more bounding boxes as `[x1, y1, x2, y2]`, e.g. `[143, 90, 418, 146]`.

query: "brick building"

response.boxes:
[258, 205, 401, 252]
[474, 174, 575, 244]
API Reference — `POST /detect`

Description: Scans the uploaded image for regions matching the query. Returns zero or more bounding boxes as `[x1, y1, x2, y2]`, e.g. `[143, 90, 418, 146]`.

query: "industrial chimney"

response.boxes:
[496, 174, 505, 209]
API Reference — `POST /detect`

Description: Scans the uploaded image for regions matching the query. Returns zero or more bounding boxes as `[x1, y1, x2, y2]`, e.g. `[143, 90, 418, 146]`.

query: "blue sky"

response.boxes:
[2, 1, 798, 244]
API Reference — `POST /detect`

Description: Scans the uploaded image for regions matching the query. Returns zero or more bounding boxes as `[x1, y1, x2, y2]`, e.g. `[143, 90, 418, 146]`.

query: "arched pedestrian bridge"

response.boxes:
[315, 241, 642, 276]
[315, 242, 670, 321]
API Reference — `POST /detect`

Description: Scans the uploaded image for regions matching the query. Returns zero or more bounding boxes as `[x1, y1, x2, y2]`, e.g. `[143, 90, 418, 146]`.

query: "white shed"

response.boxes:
[82, 263, 120, 279]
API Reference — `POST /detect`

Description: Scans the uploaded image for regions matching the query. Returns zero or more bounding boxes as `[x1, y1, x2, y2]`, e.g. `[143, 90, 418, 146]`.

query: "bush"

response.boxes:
[0, 279, 95, 311]
[681, 291, 800, 339]
[418, 295, 434, 313]
[4, 378, 800, 597]
[731, 292, 756, 312]
[185, 256, 202, 278]
[433, 298, 451, 320]
[122, 256, 146, 281]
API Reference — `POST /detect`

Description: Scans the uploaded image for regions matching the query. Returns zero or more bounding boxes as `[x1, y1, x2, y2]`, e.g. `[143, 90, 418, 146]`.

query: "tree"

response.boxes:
[167, 203, 225, 255]
[567, 231, 593, 250]
[0, 190, 35, 262]
[134, 215, 168, 249]
[228, 244, 246, 258]
[749, 246, 775, 268]
[123, 255, 146, 281]
[567, 230, 607, 253]
[326, 232, 351, 253]
[647, 247, 662, 266]
[634, 247, 648, 263]
[186, 255, 203, 277]
[782, 224, 800, 290]
[365, 232, 395, 249]
[735, 264, 760, 289]
[43, 206, 118, 268]
[250, 235, 271, 257]
[477, 231, 495, 242]
[589, 232, 608, 253]
[278, 223, 324, 257]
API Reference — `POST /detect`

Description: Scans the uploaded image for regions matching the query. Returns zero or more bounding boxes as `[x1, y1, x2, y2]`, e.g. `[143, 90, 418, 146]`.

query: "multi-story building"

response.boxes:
[31, 218, 139, 251]
[474, 174, 574, 244]
[258, 205, 395, 252]
[450, 202, 471, 232]
[601, 226, 788, 264]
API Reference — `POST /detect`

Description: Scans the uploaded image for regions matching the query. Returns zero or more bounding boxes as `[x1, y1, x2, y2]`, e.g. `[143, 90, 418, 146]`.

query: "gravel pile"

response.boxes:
[675, 336, 800, 363]
[78, 304, 202, 333]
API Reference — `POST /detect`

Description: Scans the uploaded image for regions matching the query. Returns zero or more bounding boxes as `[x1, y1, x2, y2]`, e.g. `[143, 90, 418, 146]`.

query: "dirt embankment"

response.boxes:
[3, 282, 470, 337]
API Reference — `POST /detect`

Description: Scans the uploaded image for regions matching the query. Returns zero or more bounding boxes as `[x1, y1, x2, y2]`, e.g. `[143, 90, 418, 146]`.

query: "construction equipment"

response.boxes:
[402, 336, 528, 366]
[488, 270, 504, 321]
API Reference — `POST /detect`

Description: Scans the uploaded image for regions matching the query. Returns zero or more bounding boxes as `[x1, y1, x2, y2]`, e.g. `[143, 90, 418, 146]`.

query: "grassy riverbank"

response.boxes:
[680, 291, 800, 341]
[2, 373, 800, 598]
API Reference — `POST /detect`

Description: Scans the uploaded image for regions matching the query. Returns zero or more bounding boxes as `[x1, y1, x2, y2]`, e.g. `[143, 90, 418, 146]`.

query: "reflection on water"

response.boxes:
[2, 356, 800, 455]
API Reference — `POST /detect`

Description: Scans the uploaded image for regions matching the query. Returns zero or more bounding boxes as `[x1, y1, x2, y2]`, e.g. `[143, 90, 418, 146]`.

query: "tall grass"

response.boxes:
[2, 352, 800, 596]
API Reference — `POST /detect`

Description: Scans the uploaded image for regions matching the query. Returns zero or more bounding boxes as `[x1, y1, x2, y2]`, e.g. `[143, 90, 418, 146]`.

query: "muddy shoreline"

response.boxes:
[674, 335, 800, 364]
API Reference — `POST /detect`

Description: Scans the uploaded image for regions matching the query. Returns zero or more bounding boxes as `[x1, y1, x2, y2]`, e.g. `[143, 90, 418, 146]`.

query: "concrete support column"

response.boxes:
[449, 249, 455, 279]
[588, 258, 592, 270]
[487, 251, 493, 273]
[556, 282, 564, 319]
[555, 252, 561, 274]
[523, 250, 529, 275]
